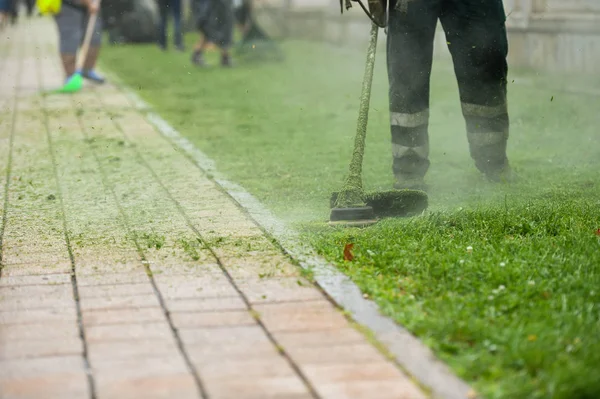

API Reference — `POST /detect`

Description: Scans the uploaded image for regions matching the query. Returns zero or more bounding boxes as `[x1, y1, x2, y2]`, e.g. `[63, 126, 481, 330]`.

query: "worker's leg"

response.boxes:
[387, 0, 441, 189]
[54, 5, 84, 78]
[191, 35, 209, 66]
[440, 0, 510, 180]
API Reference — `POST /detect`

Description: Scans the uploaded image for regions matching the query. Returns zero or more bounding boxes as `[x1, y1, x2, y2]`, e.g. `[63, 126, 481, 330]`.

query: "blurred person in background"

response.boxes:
[55, 0, 106, 83]
[191, 0, 234, 67]
[157, 0, 184, 51]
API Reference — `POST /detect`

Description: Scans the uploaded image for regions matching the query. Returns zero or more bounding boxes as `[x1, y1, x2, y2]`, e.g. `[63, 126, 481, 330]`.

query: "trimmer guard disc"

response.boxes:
[328, 219, 379, 228]
[330, 189, 428, 219]
[367, 189, 428, 218]
[329, 206, 378, 227]
[330, 206, 375, 221]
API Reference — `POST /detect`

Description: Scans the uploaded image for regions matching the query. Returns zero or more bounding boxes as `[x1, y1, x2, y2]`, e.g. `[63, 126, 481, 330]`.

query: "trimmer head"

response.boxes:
[329, 206, 378, 227]
[330, 189, 428, 221]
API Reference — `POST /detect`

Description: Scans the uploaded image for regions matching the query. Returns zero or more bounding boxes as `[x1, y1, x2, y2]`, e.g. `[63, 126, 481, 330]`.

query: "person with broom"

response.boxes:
[54, 0, 105, 84]
[190, 0, 235, 67]
[383, 0, 513, 191]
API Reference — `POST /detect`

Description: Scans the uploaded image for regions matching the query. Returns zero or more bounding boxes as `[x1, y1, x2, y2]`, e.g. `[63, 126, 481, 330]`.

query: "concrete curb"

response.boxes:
[106, 75, 476, 399]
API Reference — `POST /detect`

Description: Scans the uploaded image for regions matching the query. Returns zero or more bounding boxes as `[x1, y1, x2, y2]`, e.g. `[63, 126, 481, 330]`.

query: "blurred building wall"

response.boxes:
[253, 0, 600, 74]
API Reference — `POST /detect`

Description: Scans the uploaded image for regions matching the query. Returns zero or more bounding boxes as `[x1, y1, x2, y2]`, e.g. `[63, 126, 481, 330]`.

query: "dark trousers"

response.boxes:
[387, 0, 509, 179]
[24, 0, 34, 16]
[158, 0, 183, 48]
[8, 0, 18, 23]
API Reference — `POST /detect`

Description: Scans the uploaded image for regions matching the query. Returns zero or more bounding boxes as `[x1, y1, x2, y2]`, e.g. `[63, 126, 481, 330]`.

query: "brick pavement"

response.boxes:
[0, 19, 427, 399]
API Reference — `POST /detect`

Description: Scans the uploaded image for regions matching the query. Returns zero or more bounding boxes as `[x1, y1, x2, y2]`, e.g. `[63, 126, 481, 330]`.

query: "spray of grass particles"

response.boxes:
[334, 23, 380, 209]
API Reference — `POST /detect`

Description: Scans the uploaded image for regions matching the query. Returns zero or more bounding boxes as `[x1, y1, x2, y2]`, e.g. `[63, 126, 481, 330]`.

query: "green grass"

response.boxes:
[101, 33, 600, 398]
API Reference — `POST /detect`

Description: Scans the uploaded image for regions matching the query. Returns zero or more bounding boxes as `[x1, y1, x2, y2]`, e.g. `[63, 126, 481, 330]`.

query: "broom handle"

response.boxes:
[76, 0, 101, 71]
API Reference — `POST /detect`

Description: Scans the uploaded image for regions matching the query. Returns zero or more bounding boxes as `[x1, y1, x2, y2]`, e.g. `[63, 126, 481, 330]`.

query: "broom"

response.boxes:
[55, 0, 101, 93]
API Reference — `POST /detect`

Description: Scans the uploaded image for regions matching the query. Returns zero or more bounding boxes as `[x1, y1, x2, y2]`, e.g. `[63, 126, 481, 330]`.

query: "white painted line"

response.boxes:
[108, 70, 475, 399]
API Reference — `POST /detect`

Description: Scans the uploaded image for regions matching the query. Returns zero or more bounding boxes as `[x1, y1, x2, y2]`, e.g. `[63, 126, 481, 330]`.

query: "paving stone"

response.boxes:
[76, 262, 147, 276]
[0, 372, 90, 399]
[273, 327, 367, 348]
[315, 380, 427, 399]
[144, 246, 216, 265]
[77, 272, 149, 286]
[178, 325, 271, 347]
[149, 261, 222, 276]
[87, 339, 180, 363]
[0, 284, 73, 298]
[154, 274, 238, 299]
[78, 283, 155, 298]
[253, 300, 349, 332]
[79, 294, 161, 311]
[205, 376, 312, 399]
[95, 374, 199, 399]
[0, 307, 78, 324]
[286, 343, 386, 365]
[194, 356, 298, 380]
[237, 277, 325, 304]
[165, 296, 247, 312]
[225, 255, 301, 280]
[82, 307, 165, 325]
[100, 93, 134, 108]
[0, 262, 72, 276]
[0, 295, 75, 312]
[1, 239, 68, 256]
[186, 342, 279, 364]
[74, 250, 144, 275]
[300, 362, 408, 384]
[0, 273, 71, 287]
[0, 337, 84, 359]
[85, 322, 174, 342]
[0, 322, 80, 341]
[170, 310, 256, 328]
[92, 355, 189, 377]
[0, 355, 86, 379]
[1, 252, 70, 267]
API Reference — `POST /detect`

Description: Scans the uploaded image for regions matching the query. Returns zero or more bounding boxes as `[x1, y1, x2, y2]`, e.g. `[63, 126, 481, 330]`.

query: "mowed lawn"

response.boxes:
[101, 33, 600, 399]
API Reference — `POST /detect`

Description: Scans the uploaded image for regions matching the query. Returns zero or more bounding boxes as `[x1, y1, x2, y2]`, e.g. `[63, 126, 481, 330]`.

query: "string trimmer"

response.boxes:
[329, 0, 428, 227]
